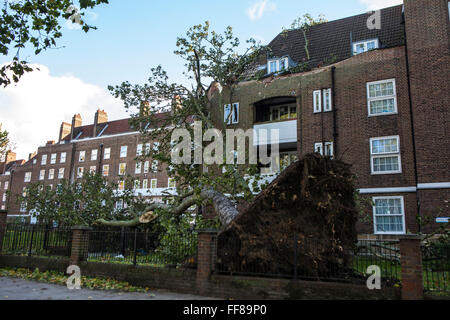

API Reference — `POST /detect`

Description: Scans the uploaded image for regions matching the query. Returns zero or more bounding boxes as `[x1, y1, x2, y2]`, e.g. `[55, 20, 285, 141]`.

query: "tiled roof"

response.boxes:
[0, 160, 25, 174]
[65, 112, 170, 141]
[267, 5, 405, 69]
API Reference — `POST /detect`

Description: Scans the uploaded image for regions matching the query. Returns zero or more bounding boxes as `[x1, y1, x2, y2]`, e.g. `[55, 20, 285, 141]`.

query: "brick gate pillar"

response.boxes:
[399, 235, 424, 300]
[196, 229, 218, 296]
[0, 210, 7, 253]
[69, 226, 92, 266]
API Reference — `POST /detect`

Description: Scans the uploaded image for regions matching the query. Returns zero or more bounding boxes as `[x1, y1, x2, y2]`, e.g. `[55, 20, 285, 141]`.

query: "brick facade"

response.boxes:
[207, 1, 449, 237]
[1, 111, 172, 219]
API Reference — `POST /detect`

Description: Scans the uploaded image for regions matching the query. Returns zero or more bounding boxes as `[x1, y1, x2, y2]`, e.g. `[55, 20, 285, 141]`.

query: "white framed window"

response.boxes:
[152, 160, 158, 173]
[58, 168, 65, 179]
[79, 151, 86, 162]
[136, 144, 143, 156]
[224, 103, 239, 125]
[150, 179, 157, 189]
[142, 179, 148, 189]
[314, 143, 323, 155]
[353, 39, 379, 55]
[102, 165, 109, 177]
[4, 181, 8, 190]
[48, 169, 55, 180]
[2, 193, 6, 202]
[104, 148, 111, 160]
[118, 180, 125, 191]
[41, 154, 47, 165]
[373, 196, 406, 235]
[145, 143, 151, 156]
[323, 89, 332, 112]
[324, 142, 334, 158]
[91, 149, 98, 161]
[116, 199, 124, 210]
[370, 136, 402, 174]
[118, 163, 127, 176]
[60, 152, 67, 164]
[77, 167, 84, 178]
[168, 178, 176, 189]
[267, 57, 289, 74]
[313, 90, 322, 113]
[314, 142, 334, 157]
[20, 202, 27, 213]
[144, 161, 150, 174]
[367, 79, 397, 116]
[153, 142, 160, 153]
[134, 180, 140, 189]
[39, 170, 45, 181]
[50, 153, 57, 164]
[89, 166, 96, 174]
[120, 146, 128, 158]
[24, 172, 32, 182]
[135, 162, 142, 174]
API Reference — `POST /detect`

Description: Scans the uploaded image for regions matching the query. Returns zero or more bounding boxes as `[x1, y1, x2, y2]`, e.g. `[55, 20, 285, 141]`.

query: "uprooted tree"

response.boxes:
[217, 154, 359, 278]
[105, 21, 270, 230]
[101, 22, 359, 274]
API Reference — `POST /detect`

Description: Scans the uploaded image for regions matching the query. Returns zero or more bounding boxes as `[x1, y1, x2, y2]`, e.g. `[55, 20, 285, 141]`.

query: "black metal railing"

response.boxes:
[1, 223, 72, 258]
[216, 235, 401, 286]
[422, 243, 450, 294]
[87, 228, 197, 268]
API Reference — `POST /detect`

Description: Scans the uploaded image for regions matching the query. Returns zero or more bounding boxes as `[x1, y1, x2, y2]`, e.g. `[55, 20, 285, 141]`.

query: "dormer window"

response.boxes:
[353, 39, 379, 55]
[267, 57, 289, 74]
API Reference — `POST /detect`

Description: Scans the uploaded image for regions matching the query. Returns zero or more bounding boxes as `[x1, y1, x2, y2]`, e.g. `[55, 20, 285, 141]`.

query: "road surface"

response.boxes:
[0, 277, 218, 300]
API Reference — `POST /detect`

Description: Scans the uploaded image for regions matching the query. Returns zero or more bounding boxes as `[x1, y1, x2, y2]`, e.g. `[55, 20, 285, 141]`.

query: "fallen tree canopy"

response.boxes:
[217, 153, 359, 278]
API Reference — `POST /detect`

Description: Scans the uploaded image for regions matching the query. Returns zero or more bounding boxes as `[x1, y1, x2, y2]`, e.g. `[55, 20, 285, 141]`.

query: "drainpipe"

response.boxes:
[331, 66, 337, 157]
[7, 169, 14, 212]
[402, 11, 421, 232]
[98, 143, 104, 173]
[69, 142, 77, 184]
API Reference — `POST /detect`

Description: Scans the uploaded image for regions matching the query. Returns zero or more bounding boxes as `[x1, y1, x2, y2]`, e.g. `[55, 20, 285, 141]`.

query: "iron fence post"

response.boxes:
[120, 227, 125, 257]
[133, 228, 137, 266]
[28, 224, 35, 257]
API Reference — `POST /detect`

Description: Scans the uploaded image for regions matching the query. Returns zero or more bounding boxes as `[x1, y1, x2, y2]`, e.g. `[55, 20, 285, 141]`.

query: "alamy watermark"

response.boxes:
[66, 265, 81, 290]
[366, 265, 381, 290]
[367, 10, 381, 30]
[170, 121, 280, 167]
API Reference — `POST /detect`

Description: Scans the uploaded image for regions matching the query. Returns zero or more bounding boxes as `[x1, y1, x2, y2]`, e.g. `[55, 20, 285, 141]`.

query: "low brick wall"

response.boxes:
[0, 255, 69, 273]
[206, 275, 400, 300]
[77, 261, 197, 295]
[0, 255, 400, 300]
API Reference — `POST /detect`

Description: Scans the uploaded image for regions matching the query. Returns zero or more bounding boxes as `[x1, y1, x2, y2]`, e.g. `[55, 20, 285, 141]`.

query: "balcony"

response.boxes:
[253, 119, 297, 146]
[252, 96, 298, 146]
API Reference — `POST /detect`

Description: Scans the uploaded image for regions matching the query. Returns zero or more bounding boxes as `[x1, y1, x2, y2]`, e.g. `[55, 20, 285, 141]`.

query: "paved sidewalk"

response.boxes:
[0, 277, 218, 300]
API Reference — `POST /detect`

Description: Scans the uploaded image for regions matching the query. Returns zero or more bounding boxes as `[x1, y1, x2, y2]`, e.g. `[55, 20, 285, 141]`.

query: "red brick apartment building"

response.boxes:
[0, 110, 174, 223]
[0, 0, 448, 237]
[209, 0, 449, 238]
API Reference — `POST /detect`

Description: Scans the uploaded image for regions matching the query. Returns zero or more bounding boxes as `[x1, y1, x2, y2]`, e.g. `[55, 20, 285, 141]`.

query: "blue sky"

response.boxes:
[19, 0, 390, 88]
[0, 0, 403, 159]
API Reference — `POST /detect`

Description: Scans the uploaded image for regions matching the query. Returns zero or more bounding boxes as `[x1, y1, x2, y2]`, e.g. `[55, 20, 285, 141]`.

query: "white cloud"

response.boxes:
[0, 64, 127, 160]
[359, 0, 403, 11]
[247, 0, 276, 21]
